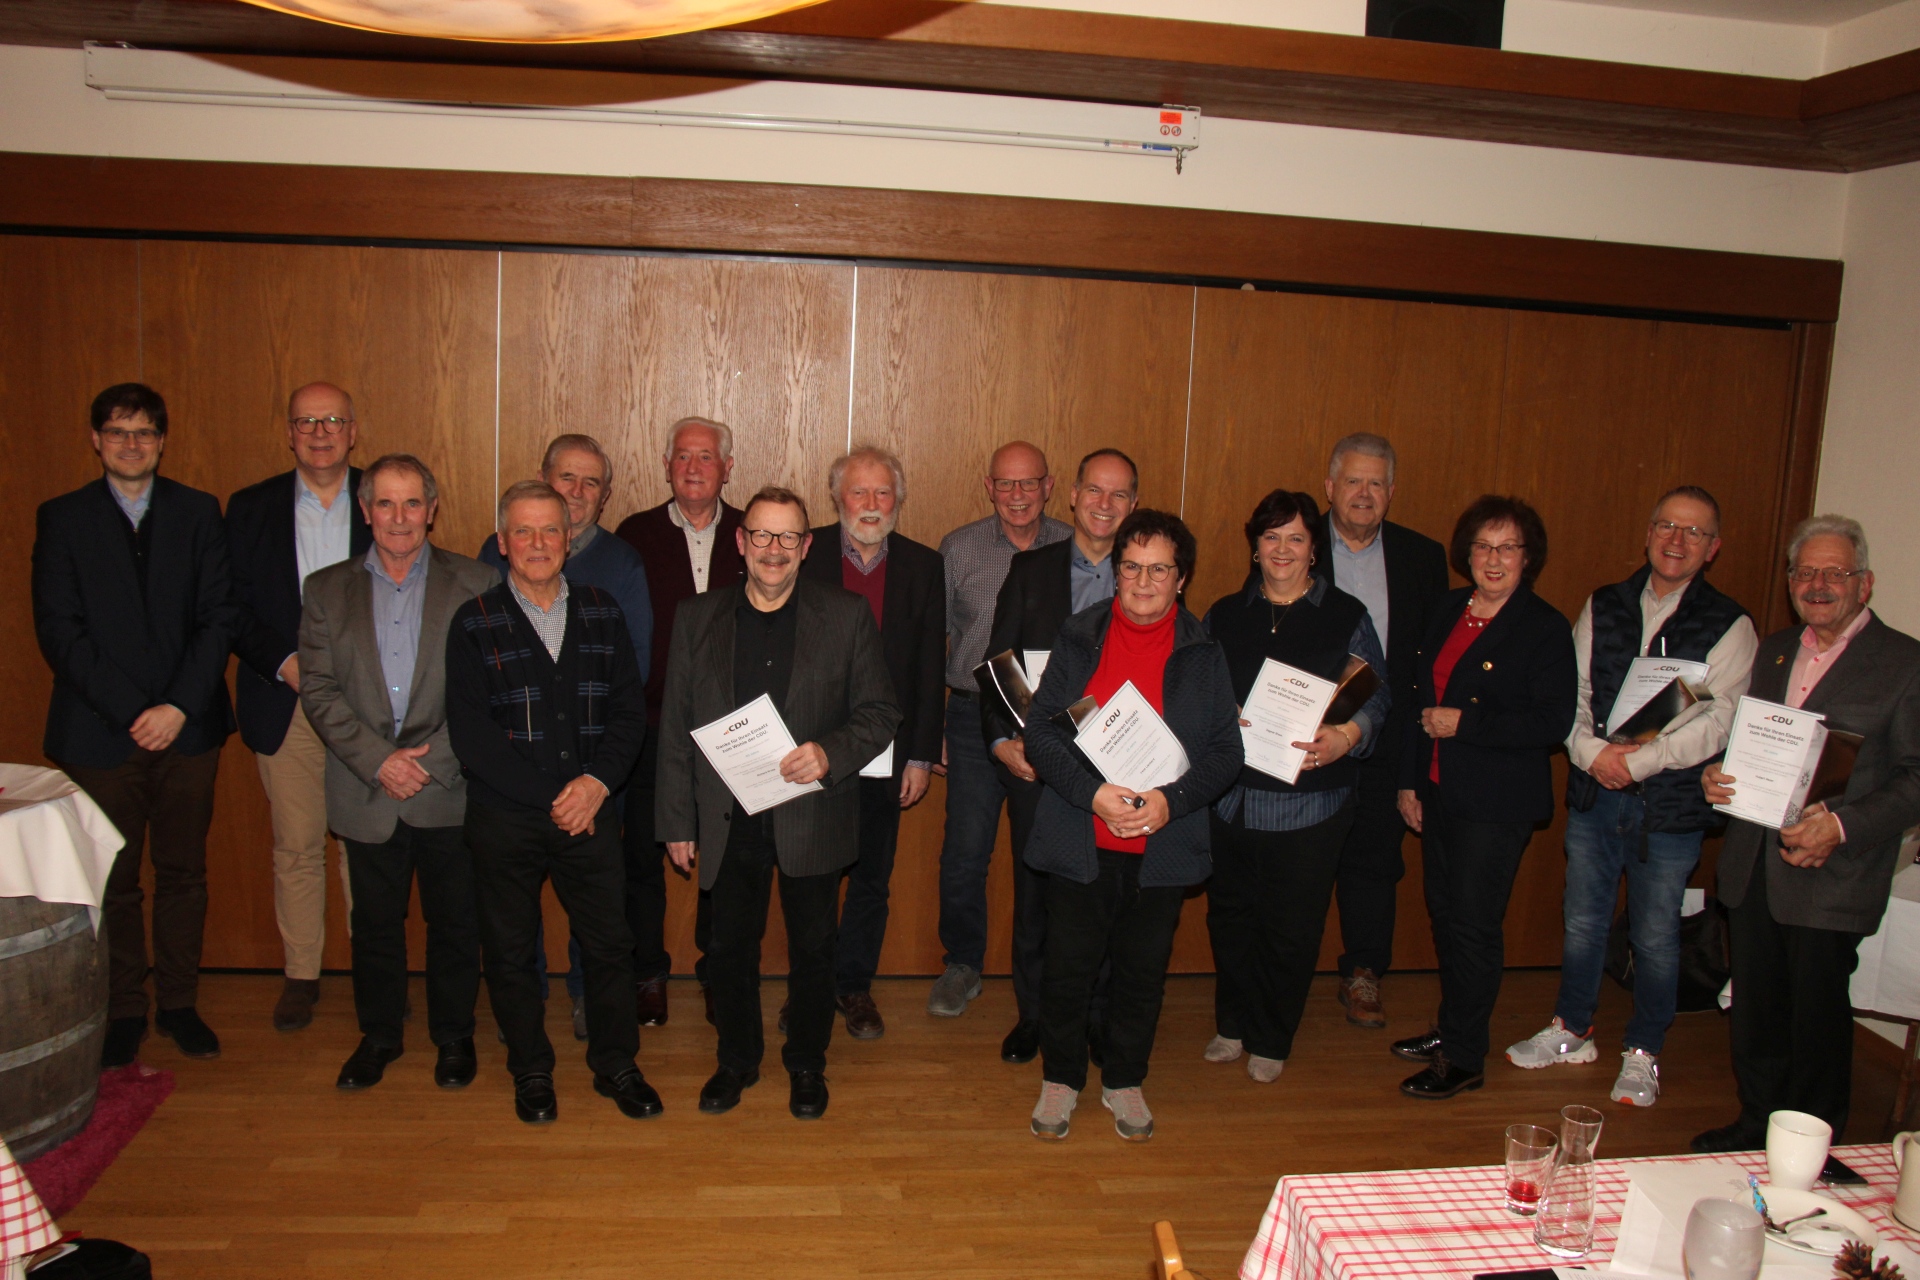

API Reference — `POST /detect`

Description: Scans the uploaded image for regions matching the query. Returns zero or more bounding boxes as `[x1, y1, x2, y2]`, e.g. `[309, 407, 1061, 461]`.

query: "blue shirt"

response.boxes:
[478, 523, 653, 683]
[1329, 530, 1390, 656]
[294, 475, 354, 588]
[1069, 540, 1116, 615]
[109, 481, 151, 528]
[366, 546, 430, 737]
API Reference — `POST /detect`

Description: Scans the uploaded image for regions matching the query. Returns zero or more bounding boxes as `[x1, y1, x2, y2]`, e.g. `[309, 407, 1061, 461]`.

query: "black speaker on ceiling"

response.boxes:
[1366, 0, 1504, 49]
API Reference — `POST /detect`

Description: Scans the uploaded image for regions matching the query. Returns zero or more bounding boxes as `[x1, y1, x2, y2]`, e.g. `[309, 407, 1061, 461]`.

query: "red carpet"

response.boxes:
[22, 1064, 175, 1220]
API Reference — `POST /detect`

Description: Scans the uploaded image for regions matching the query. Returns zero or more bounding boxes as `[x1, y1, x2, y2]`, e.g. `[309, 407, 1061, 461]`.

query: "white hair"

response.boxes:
[828, 445, 908, 508]
[664, 416, 733, 463]
[1788, 513, 1870, 572]
[1327, 432, 1397, 485]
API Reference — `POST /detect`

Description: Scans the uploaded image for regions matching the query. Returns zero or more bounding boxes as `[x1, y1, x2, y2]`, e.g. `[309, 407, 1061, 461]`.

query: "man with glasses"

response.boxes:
[977, 449, 1138, 1061]
[931, 442, 1072, 1019]
[655, 488, 899, 1120]
[226, 382, 371, 1031]
[1505, 486, 1755, 1108]
[34, 383, 238, 1067]
[1694, 514, 1920, 1150]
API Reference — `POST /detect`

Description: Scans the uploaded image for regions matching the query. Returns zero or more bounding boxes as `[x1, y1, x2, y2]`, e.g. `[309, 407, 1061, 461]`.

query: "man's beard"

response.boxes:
[845, 510, 898, 547]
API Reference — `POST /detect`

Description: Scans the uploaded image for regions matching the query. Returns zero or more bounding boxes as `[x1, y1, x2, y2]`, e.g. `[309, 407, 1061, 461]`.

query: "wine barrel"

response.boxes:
[0, 896, 108, 1162]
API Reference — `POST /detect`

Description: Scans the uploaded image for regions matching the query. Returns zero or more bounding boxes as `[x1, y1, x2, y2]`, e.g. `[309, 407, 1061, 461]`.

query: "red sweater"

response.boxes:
[1428, 608, 1483, 785]
[1086, 598, 1176, 853]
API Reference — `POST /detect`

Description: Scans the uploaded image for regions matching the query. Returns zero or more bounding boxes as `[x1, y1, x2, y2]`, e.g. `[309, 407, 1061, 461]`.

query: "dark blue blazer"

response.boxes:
[33, 476, 238, 768]
[226, 468, 372, 754]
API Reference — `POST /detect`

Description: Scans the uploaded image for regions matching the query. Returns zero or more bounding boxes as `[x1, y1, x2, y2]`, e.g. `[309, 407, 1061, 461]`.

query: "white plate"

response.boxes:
[1756, 1185, 1880, 1258]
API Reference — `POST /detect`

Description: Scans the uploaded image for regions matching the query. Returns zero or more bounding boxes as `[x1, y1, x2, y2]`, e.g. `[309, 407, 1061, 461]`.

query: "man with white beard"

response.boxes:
[799, 447, 946, 1038]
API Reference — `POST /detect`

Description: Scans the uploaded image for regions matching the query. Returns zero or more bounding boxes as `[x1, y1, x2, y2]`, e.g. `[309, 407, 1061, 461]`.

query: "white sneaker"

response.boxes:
[1611, 1049, 1660, 1106]
[1031, 1081, 1078, 1140]
[1101, 1086, 1154, 1141]
[1505, 1017, 1598, 1069]
[1203, 1035, 1243, 1063]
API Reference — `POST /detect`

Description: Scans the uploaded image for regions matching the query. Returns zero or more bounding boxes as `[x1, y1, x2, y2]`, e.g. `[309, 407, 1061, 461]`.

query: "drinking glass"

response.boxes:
[1561, 1104, 1605, 1158]
[1534, 1138, 1597, 1259]
[1505, 1124, 1558, 1216]
[1766, 1110, 1832, 1192]
[1682, 1198, 1765, 1280]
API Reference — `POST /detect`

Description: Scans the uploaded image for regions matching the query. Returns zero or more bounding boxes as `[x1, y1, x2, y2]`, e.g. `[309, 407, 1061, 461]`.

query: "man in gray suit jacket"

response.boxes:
[1693, 515, 1920, 1151]
[657, 487, 899, 1122]
[300, 454, 498, 1094]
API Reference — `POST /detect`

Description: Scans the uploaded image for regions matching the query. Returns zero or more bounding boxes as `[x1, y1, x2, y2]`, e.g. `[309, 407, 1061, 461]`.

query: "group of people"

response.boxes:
[31, 379, 1920, 1151]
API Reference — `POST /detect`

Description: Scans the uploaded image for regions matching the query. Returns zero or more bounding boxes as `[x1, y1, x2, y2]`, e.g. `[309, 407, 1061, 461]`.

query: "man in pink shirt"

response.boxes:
[1693, 515, 1920, 1152]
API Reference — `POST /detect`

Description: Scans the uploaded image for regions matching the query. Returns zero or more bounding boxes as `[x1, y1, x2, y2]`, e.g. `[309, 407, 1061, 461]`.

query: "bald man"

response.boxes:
[929, 442, 1072, 1017]
[227, 381, 372, 1031]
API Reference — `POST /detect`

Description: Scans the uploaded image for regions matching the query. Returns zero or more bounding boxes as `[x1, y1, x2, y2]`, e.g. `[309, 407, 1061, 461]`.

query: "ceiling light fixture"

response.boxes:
[233, 0, 825, 44]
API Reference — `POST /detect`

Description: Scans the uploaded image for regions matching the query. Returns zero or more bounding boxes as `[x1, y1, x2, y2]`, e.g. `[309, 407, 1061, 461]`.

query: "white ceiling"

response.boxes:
[1556, 0, 1907, 26]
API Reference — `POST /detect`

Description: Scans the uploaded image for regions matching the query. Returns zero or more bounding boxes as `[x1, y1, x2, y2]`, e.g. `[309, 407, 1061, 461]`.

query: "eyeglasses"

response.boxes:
[98, 426, 160, 445]
[291, 415, 353, 434]
[990, 477, 1046, 493]
[1787, 567, 1865, 585]
[1118, 560, 1178, 583]
[1470, 541, 1526, 559]
[744, 529, 805, 549]
[1651, 520, 1714, 545]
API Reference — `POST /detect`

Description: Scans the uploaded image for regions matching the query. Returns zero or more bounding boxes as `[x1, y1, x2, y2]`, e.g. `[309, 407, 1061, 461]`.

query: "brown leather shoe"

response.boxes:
[1339, 969, 1387, 1028]
[837, 991, 884, 1040]
[273, 978, 320, 1032]
[636, 975, 668, 1027]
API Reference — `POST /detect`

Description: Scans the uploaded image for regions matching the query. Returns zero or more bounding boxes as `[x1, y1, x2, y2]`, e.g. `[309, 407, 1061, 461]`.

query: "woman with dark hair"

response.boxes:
[1019, 508, 1243, 1143]
[1392, 494, 1576, 1099]
[1201, 490, 1391, 1083]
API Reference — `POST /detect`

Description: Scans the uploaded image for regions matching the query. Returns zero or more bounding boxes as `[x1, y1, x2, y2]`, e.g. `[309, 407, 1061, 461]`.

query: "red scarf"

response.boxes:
[1086, 597, 1176, 853]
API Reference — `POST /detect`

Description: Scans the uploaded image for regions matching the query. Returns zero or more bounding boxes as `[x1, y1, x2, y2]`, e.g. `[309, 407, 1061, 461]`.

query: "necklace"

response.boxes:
[1265, 585, 1308, 634]
[1463, 593, 1491, 630]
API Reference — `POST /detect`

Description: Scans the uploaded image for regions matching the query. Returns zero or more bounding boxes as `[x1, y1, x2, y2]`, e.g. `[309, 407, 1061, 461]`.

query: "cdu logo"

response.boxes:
[724, 718, 750, 734]
[1765, 715, 1796, 725]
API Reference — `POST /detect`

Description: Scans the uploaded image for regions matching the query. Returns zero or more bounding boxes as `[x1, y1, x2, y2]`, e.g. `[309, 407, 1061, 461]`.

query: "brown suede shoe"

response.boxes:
[1338, 969, 1387, 1028]
[837, 991, 885, 1040]
[636, 975, 668, 1028]
[273, 978, 321, 1032]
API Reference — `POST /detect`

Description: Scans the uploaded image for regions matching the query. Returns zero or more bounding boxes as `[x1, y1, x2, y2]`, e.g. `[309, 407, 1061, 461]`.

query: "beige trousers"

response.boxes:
[255, 702, 351, 979]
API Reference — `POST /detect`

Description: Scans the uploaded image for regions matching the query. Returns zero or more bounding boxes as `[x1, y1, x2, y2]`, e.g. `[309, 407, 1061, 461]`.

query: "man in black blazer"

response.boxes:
[1695, 516, 1920, 1151]
[32, 383, 238, 1068]
[657, 487, 899, 1121]
[1317, 433, 1449, 1028]
[979, 448, 1139, 1064]
[226, 380, 372, 1032]
[799, 447, 945, 1040]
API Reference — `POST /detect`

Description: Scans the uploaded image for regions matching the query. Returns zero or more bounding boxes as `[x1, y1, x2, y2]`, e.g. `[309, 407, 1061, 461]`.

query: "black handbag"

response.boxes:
[1604, 896, 1730, 1014]
[27, 1240, 152, 1280]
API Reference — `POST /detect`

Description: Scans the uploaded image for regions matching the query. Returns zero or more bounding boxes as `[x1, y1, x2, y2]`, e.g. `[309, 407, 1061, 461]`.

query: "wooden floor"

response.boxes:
[64, 970, 1906, 1280]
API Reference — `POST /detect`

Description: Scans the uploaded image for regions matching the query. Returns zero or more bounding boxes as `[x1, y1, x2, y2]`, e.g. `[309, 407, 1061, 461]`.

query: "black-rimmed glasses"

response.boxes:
[1118, 560, 1177, 583]
[744, 529, 805, 549]
[291, 415, 353, 434]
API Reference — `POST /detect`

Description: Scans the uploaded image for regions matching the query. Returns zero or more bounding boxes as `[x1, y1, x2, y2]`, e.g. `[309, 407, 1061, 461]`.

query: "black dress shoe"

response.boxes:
[595, 1068, 664, 1119]
[789, 1070, 829, 1120]
[433, 1037, 477, 1089]
[699, 1065, 759, 1114]
[1400, 1056, 1485, 1099]
[1691, 1121, 1767, 1154]
[101, 1016, 146, 1069]
[1001, 1018, 1041, 1064]
[1087, 1021, 1107, 1069]
[514, 1072, 559, 1124]
[1391, 1027, 1443, 1062]
[337, 1038, 404, 1090]
[155, 1007, 221, 1059]
[636, 975, 669, 1027]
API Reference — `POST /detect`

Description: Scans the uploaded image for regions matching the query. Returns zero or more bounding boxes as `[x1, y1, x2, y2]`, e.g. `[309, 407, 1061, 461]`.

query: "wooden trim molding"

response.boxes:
[0, 150, 1843, 322]
[1, 0, 1917, 171]
[1764, 321, 1837, 636]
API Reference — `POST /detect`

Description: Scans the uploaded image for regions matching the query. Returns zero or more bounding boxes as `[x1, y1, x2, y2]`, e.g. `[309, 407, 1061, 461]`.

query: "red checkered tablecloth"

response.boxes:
[1241, 1143, 1915, 1280]
[0, 1135, 59, 1266]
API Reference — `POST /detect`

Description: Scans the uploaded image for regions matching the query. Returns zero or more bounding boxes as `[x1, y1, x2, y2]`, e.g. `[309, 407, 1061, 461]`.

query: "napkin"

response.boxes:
[1610, 1163, 1753, 1277]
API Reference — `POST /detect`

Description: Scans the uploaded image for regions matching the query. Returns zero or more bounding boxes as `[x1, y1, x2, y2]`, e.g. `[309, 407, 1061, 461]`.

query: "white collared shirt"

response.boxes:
[666, 500, 720, 594]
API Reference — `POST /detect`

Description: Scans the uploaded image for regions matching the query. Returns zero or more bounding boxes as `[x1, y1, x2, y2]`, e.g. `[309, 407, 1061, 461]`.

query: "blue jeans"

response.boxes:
[1553, 788, 1702, 1055]
[938, 693, 1007, 973]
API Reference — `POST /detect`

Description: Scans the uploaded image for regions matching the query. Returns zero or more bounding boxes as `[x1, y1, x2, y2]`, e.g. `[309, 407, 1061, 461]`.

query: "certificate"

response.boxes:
[860, 743, 895, 779]
[689, 693, 823, 816]
[1022, 650, 1051, 685]
[1239, 657, 1337, 785]
[1072, 680, 1190, 793]
[1713, 696, 1835, 830]
[1604, 655, 1712, 739]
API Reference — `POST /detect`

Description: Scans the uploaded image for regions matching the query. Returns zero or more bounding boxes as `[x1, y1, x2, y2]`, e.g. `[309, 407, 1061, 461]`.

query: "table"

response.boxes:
[1240, 1143, 1916, 1280]
[0, 763, 123, 931]
[0, 1134, 58, 1277]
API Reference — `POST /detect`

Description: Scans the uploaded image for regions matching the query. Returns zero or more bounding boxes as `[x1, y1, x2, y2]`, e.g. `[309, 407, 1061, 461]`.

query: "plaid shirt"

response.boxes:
[938, 513, 1071, 690]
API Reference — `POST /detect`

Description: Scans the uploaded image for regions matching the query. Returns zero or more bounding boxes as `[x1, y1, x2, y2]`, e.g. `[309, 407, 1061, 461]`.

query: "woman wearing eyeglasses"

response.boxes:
[1018, 509, 1243, 1143]
[1392, 494, 1576, 1099]
[1200, 490, 1391, 1084]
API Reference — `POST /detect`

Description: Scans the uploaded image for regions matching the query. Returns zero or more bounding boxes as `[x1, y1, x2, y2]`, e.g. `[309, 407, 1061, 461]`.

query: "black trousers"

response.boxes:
[342, 820, 480, 1049]
[709, 818, 840, 1075]
[1335, 760, 1408, 978]
[1000, 765, 1051, 1019]
[623, 730, 712, 984]
[467, 799, 638, 1079]
[1040, 851, 1184, 1092]
[1729, 864, 1865, 1134]
[61, 747, 220, 1019]
[835, 776, 904, 995]
[1208, 802, 1355, 1060]
[1423, 804, 1535, 1075]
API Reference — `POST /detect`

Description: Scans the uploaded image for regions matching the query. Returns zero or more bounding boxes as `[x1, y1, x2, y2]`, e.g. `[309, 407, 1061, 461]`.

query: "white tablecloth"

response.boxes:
[1854, 849, 1920, 1020]
[0, 764, 124, 932]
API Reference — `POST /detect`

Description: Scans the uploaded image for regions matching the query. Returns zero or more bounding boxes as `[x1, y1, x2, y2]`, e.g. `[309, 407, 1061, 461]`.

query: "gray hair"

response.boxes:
[541, 433, 612, 486]
[665, 416, 733, 464]
[496, 479, 568, 533]
[1788, 514, 1870, 572]
[1327, 432, 1397, 485]
[828, 445, 908, 507]
[357, 453, 438, 508]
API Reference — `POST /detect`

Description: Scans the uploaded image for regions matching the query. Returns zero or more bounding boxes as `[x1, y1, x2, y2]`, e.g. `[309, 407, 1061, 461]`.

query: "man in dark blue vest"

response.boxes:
[1505, 486, 1755, 1107]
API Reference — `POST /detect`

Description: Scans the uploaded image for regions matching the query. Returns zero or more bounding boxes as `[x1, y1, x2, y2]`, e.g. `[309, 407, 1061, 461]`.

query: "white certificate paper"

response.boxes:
[860, 743, 895, 779]
[690, 694, 824, 816]
[1022, 650, 1051, 685]
[1713, 695, 1827, 830]
[1239, 658, 1337, 785]
[1604, 655, 1712, 737]
[1072, 680, 1190, 793]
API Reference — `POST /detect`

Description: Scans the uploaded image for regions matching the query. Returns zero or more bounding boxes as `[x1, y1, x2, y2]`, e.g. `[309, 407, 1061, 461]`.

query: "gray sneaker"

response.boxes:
[1031, 1081, 1078, 1140]
[1611, 1049, 1661, 1107]
[1505, 1017, 1597, 1069]
[926, 963, 982, 1017]
[1101, 1086, 1154, 1141]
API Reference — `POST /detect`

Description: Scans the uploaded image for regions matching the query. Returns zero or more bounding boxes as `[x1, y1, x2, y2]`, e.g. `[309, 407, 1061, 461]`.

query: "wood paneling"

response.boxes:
[0, 153, 1846, 324]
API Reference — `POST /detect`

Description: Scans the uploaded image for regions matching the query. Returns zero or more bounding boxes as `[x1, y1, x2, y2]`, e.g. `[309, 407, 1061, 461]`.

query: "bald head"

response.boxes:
[285, 381, 358, 491]
[983, 439, 1055, 547]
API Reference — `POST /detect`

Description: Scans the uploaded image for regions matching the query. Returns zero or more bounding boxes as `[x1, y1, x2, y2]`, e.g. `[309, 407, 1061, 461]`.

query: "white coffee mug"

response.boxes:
[1890, 1131, 1920, 1228]
[1767, 1110, 1832, 1192]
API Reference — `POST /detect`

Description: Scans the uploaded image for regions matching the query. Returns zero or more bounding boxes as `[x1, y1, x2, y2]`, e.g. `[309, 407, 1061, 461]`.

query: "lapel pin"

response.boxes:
[1775, 655, 1786, 665]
